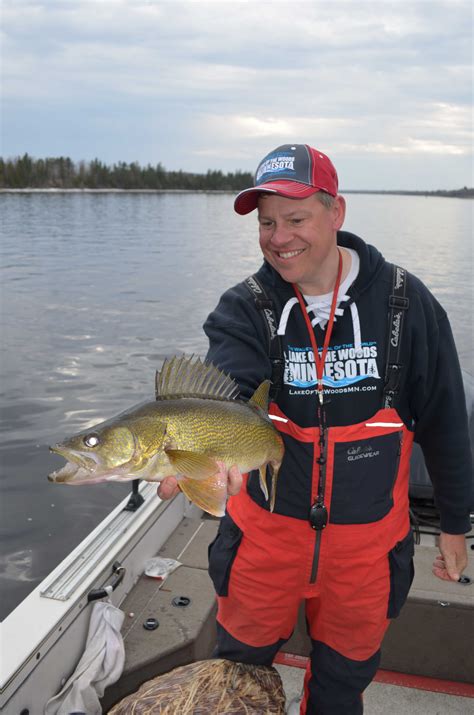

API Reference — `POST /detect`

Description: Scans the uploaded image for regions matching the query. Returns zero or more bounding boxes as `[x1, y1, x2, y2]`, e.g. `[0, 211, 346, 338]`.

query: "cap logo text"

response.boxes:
[256, 154, 295, 183]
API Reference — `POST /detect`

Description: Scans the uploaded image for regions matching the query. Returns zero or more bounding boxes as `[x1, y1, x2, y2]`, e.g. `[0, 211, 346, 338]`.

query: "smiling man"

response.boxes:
[158, 144, 472, 714]
[257, 192, 348, 295]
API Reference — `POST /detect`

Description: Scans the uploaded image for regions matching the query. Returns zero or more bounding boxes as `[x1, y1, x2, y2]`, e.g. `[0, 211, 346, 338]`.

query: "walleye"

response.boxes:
[48, 356, 284, 517]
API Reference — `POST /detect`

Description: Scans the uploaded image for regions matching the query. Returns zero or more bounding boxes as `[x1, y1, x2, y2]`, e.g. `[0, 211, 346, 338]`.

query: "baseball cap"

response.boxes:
[234, 144, 339, 215]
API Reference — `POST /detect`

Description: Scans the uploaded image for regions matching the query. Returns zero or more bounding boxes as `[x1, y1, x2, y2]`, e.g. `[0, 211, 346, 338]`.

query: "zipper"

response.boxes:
[310, 531, 322, 584]
[389, 431, 403, 502]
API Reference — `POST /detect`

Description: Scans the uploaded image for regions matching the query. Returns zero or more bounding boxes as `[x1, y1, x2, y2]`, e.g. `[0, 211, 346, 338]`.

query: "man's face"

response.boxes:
[257, 192, 346, 293]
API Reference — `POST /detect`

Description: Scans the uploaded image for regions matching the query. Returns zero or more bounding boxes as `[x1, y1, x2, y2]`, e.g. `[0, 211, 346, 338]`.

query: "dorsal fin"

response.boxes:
[248, 380, 271, 412]
[155, 355, 240, 401]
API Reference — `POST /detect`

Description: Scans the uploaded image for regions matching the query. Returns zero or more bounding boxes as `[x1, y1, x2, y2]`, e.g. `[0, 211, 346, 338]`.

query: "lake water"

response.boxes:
[0, 191, 472, 620]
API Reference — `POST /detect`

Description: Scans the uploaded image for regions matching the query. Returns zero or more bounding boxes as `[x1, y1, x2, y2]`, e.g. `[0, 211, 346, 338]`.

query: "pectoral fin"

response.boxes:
[165, 449, 219, 480]
[257, 462, 280, 512]
[269, 460, 281, 513]
[258, 466, 269, 501]
[179, 472, 227, 517]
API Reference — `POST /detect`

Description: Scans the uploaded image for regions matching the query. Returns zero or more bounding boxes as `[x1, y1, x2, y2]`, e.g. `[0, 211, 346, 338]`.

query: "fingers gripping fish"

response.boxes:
[48, 356, 284, 517]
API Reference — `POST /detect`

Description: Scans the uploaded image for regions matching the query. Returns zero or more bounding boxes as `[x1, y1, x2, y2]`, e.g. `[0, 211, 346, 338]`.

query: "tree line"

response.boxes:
[2, 153, 471, 197]
[0, 154, 254, 190]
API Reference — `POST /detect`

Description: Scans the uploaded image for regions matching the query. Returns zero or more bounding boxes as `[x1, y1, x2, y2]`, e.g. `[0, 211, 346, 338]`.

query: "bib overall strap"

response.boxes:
[244, 275, 284, 400]
[384, 265, 409, 408]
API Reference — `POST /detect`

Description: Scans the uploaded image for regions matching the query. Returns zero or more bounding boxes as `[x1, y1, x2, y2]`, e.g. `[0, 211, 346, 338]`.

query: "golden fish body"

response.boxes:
[131, 396, 281, 474]
[49, 356, 284, 516]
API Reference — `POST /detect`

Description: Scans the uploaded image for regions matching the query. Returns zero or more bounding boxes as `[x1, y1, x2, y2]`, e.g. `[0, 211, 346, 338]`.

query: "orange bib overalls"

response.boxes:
[208, 267, 415, 714]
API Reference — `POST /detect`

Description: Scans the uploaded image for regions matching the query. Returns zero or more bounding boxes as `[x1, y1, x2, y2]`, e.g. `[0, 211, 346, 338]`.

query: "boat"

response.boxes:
[1, 373, 473, 713]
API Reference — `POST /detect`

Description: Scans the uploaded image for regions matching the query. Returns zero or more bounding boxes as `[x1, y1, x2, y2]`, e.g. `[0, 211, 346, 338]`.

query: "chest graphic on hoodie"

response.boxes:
[284, 341, 381, 395]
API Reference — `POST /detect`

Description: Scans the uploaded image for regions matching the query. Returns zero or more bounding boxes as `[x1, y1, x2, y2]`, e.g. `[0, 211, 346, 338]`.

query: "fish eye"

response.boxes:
[83, 433, 100, 448]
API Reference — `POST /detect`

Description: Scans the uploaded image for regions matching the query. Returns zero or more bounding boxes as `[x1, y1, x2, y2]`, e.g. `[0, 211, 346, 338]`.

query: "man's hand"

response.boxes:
[156, 462, 243, 502]
[157, 475, 181, 500]
[432, 532, 468, 582]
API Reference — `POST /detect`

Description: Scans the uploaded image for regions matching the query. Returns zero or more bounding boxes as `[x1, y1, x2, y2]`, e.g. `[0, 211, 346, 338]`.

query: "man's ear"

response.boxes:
[333, 195, 346, 230]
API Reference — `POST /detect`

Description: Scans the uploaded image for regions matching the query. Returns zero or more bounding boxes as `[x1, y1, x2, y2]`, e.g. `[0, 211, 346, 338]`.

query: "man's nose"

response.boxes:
[269, 223, 292, 245]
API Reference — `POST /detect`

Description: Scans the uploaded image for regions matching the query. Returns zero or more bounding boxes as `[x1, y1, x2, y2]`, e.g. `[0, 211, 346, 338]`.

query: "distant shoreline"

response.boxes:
[2, 155, 471, 198]
[0, 187, 472, 198]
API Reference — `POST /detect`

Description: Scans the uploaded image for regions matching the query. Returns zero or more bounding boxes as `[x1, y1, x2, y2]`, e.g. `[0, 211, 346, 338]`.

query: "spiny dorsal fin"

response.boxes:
[155, 355, 240, 401]
[248, 380, 271, 412]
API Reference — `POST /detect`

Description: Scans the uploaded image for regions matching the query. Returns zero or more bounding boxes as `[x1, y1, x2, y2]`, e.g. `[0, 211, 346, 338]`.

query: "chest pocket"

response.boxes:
[330, 431, 402, 524]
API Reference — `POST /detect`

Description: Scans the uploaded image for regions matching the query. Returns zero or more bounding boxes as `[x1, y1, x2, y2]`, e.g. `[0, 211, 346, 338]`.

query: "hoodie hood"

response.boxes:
[336, 231, 386, 303]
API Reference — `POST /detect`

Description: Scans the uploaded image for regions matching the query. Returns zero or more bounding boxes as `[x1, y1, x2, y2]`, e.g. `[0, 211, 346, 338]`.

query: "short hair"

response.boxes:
[315, 191, 335, 209]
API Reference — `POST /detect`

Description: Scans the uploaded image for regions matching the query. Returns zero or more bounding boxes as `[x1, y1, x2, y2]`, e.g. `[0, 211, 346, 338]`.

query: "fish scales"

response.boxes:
[49, 356, 284, 516]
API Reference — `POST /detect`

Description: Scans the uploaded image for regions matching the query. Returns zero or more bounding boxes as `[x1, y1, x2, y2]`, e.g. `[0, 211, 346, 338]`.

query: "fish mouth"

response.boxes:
[48, 446, 99, 484]
[48, 445, 104, 484]
[48, 445, 139, 485]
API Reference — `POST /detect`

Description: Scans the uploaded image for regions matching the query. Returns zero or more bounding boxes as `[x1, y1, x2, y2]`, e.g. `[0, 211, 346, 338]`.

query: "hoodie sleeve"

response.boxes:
[203, 283, 273, 400]
[408, 285, 472, 534]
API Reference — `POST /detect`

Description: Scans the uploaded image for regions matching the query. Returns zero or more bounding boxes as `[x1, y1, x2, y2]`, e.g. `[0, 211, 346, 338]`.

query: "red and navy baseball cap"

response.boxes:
[234, 144, 339, 215]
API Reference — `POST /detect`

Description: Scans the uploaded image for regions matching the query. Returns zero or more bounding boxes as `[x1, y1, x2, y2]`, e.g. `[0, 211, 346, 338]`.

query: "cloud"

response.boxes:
[1, 0, 472, 188]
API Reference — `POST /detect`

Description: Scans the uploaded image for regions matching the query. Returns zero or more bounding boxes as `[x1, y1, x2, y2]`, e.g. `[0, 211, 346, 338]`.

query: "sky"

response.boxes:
[1, 0, 472, 190]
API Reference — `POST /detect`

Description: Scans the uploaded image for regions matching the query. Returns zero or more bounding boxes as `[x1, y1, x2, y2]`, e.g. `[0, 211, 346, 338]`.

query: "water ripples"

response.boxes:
[0, 191, 472, 619]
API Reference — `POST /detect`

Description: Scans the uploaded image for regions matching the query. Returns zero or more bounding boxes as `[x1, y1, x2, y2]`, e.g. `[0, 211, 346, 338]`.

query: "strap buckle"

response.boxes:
[384, 363, 403, 392]
[389, 295, 409, 310]
[255, 298, 274, 310]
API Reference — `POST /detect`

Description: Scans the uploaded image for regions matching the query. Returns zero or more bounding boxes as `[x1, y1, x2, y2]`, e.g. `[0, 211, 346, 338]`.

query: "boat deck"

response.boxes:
[275, 657, 474, 714]
[101, 508, 474, 713]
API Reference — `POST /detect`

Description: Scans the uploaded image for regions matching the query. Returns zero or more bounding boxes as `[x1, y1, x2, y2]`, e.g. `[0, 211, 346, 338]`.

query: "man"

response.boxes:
[158, 144, 471, 714]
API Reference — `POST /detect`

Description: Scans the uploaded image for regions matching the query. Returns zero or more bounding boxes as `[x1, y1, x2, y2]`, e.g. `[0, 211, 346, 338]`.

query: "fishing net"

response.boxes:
[107, 658, 286, 714]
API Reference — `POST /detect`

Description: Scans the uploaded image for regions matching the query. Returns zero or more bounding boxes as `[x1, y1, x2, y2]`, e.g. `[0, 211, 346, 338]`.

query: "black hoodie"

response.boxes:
[204, 231, 472, 534]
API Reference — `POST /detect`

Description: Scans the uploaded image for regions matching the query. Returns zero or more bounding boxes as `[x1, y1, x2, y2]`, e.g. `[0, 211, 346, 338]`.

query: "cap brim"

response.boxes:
[234, 181, 321, 215]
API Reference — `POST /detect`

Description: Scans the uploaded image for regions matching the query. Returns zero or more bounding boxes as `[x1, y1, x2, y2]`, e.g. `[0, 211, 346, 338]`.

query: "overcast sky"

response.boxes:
[1, 0, 472, 190]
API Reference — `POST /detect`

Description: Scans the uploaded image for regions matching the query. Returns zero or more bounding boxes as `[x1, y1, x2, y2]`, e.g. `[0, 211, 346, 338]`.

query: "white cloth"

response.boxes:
[303, 248, 360, 330]
[45, 601, 125, 715]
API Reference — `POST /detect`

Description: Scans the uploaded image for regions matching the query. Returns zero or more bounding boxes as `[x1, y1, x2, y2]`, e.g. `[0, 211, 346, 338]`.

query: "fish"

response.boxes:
[48, 355, 284, 517]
